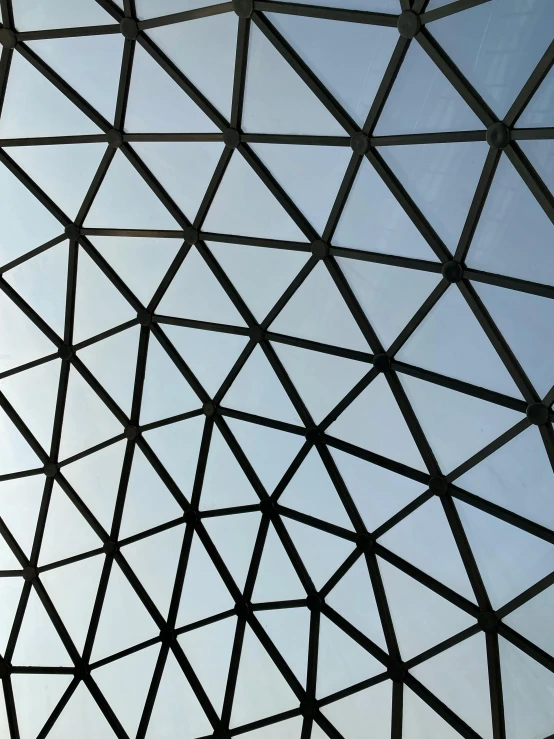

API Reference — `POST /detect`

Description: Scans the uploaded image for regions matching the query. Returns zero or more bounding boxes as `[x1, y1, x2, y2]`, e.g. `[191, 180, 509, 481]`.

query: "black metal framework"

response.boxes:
[0, 0, 553, 737]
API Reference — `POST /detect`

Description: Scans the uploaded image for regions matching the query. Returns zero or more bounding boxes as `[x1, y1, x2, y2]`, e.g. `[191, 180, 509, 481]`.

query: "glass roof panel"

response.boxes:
[321, 680, 392, 738]
[12, 673, 72, 739]
[13, 588, 72, 666]
[203, 511, 261, 590]
[0, 476, 42, 559]
[11, 0, 114, 30]
[200, 425, 259, 510]
[252, 523, 306, 602]
[136, 0, 227, 18]
[257, 606, 310, 685]
[272, 0, 399, 11]
[503, 583, 554, 658]
[517, 65, 554, 127]
[518, 138, 554, 197]
[402, 685, 465, 739]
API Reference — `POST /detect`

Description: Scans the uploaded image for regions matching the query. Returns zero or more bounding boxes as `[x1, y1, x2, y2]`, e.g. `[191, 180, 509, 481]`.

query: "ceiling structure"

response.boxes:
[0, 0, 554, 737]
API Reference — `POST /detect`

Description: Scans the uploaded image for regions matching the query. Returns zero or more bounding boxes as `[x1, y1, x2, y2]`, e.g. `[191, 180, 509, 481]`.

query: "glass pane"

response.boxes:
[457, 426, 554, 531]
[257, 606, 310, 685]
[136, 0, 226, 18]
[399, 373, 522, 474]
[249, 143, 350, 233]
[456, 500, 554, 609]
[271, 0, 399, 19]
[402, 685, 465, 739]
[429, 0, 554, 119]
[333, 158, 439, 261]
[337, 257, 441, 350]
[49, 684, 117, 738]
[28, 35, 124, 123]
[243, 24, 345, 136]
[252, 523, 306, 603]
[467, 152, 554, 287]
[143, 415, 205, 495]
[0, 579, 23, 653]
[519, 137, 554, 197]
[504, 583, 554, 657]
[157, 247, 247, 326]
[321, 680, 392, 739]
[12, 673, 72, 739]
[375, 39, 483, 135]
[378, 557, 474, 661]
[146, 13, 238, 120]
[0, 288, 56, 373]
[0, 476, 43, 558]
[200, 425, 259, 510]
[202, 511, 261, 590]
[240, 717, 303, 738]
[396, 284, 521, 397]
[270, 263, 369, 352]
[268, 13, 397, 128]
[378, 497, 476, 602]
[0, 405, 42, 477]
[380, 142, 489, 249]
[272, 342, 369, 425]
[13, 588, 71, 666]
[132, 141, 224, 222]
[328, 374, 427, 472]
[412, 634, 493, 739]
[125, 44, 218, 133]
[11, 0, 113, 30]
[517, 65, 554, 127]
[203, 151, 307, 241]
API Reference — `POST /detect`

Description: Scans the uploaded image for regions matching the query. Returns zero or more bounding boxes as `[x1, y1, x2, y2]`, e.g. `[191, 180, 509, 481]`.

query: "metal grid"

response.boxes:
[0, 0, 553, 736]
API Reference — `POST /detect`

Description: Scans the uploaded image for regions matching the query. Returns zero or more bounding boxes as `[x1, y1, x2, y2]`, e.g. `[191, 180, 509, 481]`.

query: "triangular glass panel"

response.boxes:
[202, 511, 261, 591]
[0, 358, 60, 451]
[0, 578, 24, 652]
[73, 246, 136, 344]
[380, 142, 489, 249]
[143, 414, 204, 496]
[91, 561, 158, 662]
[0, 52, 99, 137]
[13, 588, 71, 666]
[321, 680, 392, 739]
[375, 40, 483, 135]
[0, 405, 42, 477]
[59, 367, 122, 460]
[162, 324, 248, 398]
[91, 236, 181, 307]
[231, 624, 298, 727]
[120, 447, 183, 539]
[500, 637, 554, 739]
[122, 523, 184, 617]
[199, 425, 259, 511]
[28, 35, 124, 122]
[157, 246, 247, 326]
[208, 241, 309, 323]
[177, 533, 234, 626]
[273, 0, 399, 9]
[520, 137, 554, 197]
[284, 517, 355, 590]
[4, 241, 68, 335]
[337, 257, 441, 350]
[518, 64, 554, 128]
[326, 556, 386, 650]
[272, 342, 368, 425]
[317, 615, 384, 698]
[378, 497, 475, 602]
[39, 481, 102, 566]
[279, 448, 353, 529]
[0, 289, 56, 374]
[48, 683, 117, 739]
[0, 531, 21, 569]
[78, 327, 139, 415]
[378, 557, 475, 661]
[132, 142, 224, 222]
[328, 374, 427, 472]
[430, 0, 554, 118]
[457, 426, 554, 531]
[249, 143, 351, 233]
[135, 0, 218, 17]
[41, 554, 103, 651]
[467, 152, 554, 287]
[411, 633, 493, 739]
[473, 277, 554, 397]
[397, 284, 521, 396]
[456, 500, 554, 609]
[330, 447, 427, 531]
[271, 262, 369, 352]
[8, 144, 106, 220]
[179, 615, 236, 712]
[85, 151, 180, 229]
[252, 522, 306, 603]
[240, 716, 303, 739]
[203, 151, 307, 241]
[125, 44, 218, 133]
[223, 345, 302, 425]
[12, 673, 73, 739]
[140, 333, 199, 425]
[62, 439, 126, 532]
[269, 13, 397, 128]
[257, 606, 310, 686]
[147, 13, 238, 120]
[12, 0, 113, 30]
[399, 373, 522, 474]
[225, 417, 305, 493]
[243, 24, 345, 136]
[504, 583, 554, 658]
[93, 644, 160, 739]
[147, 650, 212, 739]
[402, 685, 465, 739]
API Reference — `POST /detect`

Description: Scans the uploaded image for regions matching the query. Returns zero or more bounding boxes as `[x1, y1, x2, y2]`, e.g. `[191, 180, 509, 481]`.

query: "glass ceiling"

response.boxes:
[0, 0, 553, 737]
